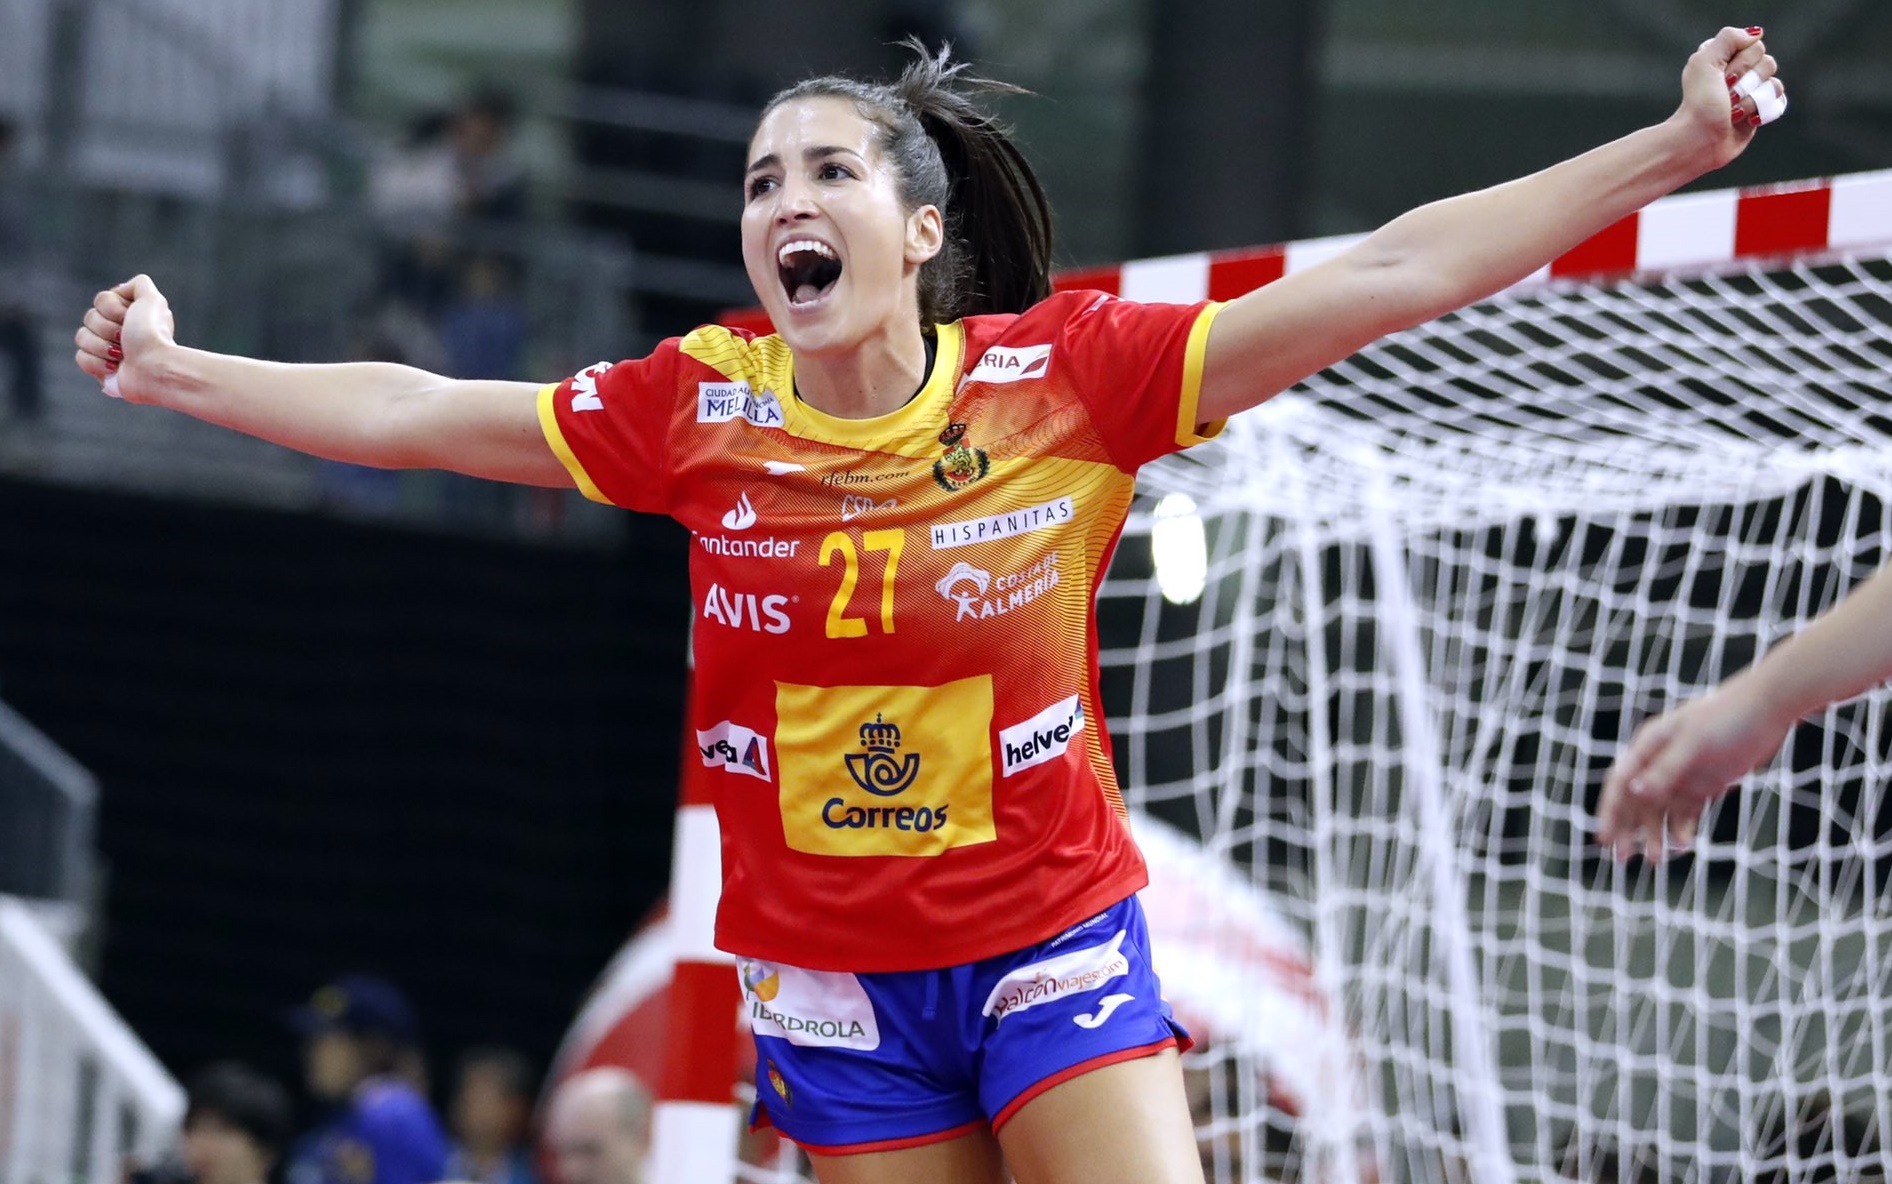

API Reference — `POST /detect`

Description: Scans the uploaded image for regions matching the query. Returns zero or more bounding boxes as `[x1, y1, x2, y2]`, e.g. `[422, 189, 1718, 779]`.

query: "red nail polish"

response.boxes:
[1749, 113, 1763, 127]
[1727, 74, 1739, 86]
[1746, 26, 1762, 35]
[105, 359, 118, 371]
[107, 345, 123, 361]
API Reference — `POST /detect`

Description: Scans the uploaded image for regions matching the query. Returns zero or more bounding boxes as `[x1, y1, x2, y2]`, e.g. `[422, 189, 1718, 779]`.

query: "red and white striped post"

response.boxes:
[649, 677, 744, 1183]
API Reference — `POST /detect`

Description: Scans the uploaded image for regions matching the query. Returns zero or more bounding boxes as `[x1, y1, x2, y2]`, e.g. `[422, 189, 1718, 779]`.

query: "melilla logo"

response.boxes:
[698, 382, 784, 428]
[844, 713, 921, 797]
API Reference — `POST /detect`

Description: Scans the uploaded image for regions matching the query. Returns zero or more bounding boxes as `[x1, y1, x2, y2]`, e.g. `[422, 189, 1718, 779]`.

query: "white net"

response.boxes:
[1104, 249, 1892, 1183]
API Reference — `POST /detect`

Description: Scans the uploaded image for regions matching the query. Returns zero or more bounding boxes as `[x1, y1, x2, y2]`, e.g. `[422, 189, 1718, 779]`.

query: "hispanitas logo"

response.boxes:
[933, 422, 990, 492]
[844, 713, 921, 797]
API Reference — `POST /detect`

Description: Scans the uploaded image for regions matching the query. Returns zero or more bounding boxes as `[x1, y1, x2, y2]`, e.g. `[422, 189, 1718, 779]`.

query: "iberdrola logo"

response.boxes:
[739, 960, 780, 1003]
[845, 713, 922, 797]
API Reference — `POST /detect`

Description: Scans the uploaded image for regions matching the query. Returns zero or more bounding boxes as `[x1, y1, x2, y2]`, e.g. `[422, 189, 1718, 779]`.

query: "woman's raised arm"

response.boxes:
[1197, 26, 1785, 422]
[75, 275, 575, 488]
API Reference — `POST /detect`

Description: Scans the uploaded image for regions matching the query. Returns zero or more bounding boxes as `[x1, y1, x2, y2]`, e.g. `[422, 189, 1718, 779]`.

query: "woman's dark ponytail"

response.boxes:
[766, 42, 1055, 326]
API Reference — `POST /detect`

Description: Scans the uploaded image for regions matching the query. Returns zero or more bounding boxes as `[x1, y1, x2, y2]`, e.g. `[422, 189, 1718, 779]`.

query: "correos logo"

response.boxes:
[999, 694, 1085, 776]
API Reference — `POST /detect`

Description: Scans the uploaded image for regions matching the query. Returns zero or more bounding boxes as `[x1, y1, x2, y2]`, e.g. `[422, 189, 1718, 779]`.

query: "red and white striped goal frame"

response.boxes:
[724, 168, 1892, 334]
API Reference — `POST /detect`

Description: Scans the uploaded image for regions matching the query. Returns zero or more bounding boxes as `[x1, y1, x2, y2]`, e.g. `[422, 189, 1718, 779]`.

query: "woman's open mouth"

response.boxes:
[777, 239, 844, 307]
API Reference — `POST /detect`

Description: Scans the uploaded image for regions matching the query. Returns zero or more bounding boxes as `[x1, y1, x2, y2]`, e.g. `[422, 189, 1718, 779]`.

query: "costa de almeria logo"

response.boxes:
[844, 713, 921, 797]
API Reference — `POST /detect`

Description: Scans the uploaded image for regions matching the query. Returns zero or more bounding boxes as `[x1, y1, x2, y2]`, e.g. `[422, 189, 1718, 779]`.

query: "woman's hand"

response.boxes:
[74, 274, 176, 405]
[1598, 676, 1796, 863]
[1675, 27, 1786, 172]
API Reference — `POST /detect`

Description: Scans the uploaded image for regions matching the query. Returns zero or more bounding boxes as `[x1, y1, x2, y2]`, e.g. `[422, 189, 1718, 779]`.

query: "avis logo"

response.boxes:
[723, 491, 758, 530]
[967, 344, 1052, 385]
[569, 361, 612, 412]
[697, 721, 771, 782]
[702, 583, 790, 633]
[844, 713, 920, 797]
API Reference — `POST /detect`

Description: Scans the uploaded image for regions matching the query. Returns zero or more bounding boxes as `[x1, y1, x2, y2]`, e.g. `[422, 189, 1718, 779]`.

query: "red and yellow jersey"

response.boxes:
[539, 290, 1224, 971]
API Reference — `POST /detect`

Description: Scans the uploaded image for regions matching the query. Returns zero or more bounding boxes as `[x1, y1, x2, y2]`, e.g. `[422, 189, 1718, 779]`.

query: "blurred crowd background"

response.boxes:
[2, 0, 1890, 1175]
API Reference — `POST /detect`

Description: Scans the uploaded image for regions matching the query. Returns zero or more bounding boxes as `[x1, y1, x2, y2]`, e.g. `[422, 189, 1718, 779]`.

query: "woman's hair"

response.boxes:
[765, 41, 1055, 327]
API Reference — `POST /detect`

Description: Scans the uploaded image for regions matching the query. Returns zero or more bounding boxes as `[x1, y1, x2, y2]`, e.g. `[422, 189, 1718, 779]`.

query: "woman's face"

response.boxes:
[741, 97, 942, 358]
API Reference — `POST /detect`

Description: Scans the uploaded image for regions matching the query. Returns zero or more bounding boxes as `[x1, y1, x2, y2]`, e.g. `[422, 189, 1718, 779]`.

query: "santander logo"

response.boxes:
[722, 492, 758, 531]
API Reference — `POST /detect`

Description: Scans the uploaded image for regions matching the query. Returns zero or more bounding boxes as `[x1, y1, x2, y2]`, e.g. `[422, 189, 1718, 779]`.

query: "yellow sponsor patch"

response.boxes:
[775, 676, 996, 856]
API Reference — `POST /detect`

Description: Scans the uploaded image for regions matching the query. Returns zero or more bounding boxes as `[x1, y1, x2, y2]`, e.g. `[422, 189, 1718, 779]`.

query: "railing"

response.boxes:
[0, 899, 183, 1184]
[0, 701, 96, 915]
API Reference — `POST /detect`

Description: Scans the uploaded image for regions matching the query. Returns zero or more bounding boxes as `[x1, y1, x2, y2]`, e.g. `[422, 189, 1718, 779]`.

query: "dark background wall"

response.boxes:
[0, 475, 691, 1093]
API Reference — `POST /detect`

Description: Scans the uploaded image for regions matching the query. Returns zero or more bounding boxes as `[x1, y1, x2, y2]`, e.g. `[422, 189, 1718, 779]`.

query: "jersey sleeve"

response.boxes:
[1058, 293, 1227, 471]
[536, 341, 684, 514]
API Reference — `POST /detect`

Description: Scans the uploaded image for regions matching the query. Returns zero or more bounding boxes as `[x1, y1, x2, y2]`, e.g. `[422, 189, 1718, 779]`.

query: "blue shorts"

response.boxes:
[741, 894, 1190, 1155]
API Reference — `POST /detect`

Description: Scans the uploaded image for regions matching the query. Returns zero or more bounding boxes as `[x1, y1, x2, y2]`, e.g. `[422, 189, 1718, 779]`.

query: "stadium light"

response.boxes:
[1151, 493, 1206, 605]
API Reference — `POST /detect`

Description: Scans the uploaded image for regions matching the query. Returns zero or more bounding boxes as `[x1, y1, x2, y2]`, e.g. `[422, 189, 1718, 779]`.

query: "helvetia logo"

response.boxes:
[844, 713, 921, 797]
[999, 694, 1085, 776]
[722, 492, 758, 530]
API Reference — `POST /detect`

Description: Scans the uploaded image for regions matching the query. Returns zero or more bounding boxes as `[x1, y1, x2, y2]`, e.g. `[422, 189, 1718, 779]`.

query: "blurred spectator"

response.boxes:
[0, 117, 42, 426]
[369, 87, 528, 323]
[544, 1069, 648, 1184]
[180, 1063, 294, 1184]
[448, 88, 527, 225]
[445, 1048, 538, 1184]
[285, 974, 451, 1184]
[440, 256, 527, 381]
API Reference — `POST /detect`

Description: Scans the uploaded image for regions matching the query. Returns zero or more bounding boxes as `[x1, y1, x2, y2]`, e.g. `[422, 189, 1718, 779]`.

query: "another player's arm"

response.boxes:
[1197, 27, 1780, 423]
[75, 275, 573, 488]
[1599, 562, 1892, 861]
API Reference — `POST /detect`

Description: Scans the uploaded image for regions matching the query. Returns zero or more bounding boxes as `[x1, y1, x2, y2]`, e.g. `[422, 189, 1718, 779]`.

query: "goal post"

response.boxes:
[1104, 171, 1892, 1181]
